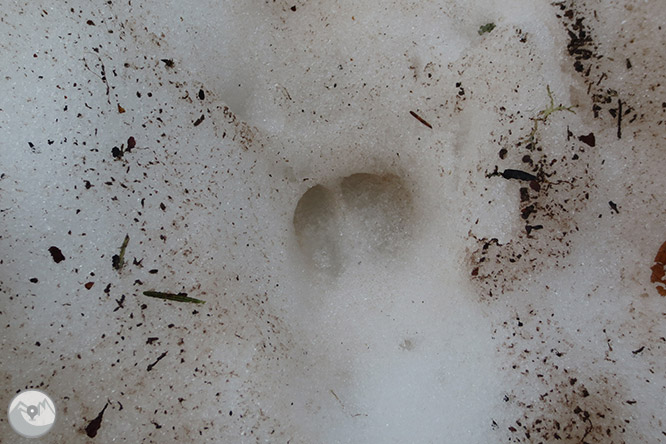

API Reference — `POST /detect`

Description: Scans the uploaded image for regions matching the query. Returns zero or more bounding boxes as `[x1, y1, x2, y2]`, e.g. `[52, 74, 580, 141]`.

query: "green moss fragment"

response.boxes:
[478, 23, 496, 35]
[523, 85, 577, 149]
[112, 234, 130, 271]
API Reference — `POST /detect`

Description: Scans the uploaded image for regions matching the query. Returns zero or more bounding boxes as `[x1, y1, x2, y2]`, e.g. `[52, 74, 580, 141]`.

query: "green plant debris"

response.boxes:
[112, 234, 130, 271]
[143, 290, 206, 304]
[524, 85, 576, 149]
[478, 23, 496, 35]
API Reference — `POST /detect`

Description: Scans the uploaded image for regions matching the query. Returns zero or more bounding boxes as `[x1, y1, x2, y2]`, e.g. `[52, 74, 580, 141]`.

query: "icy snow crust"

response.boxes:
[1, 0, 665, 443]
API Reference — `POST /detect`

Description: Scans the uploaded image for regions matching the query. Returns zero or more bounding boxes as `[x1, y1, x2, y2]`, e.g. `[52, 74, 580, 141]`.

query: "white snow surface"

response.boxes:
[1, 1, 665, 443]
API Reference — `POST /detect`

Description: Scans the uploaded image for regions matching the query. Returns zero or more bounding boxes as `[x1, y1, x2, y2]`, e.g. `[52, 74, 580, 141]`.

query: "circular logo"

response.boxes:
[8, 390, 56, 438]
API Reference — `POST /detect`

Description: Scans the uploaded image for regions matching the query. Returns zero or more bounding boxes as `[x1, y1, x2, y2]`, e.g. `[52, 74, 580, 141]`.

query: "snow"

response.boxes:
[1, 1, 664, 443]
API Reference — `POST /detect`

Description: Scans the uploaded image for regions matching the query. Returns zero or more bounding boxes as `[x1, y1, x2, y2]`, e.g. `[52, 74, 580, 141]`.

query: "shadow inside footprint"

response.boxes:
[293, 184, 342, 275]
[293, 173, 413, 276]
[340, 173, 413, 255]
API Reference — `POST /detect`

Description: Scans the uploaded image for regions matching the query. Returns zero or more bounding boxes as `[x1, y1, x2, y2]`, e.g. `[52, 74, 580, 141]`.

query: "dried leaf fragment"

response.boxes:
[650, 240, 666, 296]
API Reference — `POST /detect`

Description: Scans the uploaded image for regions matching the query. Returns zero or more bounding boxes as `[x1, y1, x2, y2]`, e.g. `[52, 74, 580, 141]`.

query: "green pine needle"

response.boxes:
[143, 290, 206, 304]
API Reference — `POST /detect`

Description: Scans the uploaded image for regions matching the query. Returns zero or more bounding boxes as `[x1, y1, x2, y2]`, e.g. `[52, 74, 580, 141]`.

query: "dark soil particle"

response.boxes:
[528, 180, 540, 192]
[631, 346, 645, 355]
[84, 402, 109, 438]
[525, 224, 544, 234]
[501, 169, 538, 182]
[111, 146, 123, 159]
[521, 204, 536, 220]
[578, 132, 595, 147]
[48, 246, 65, 263]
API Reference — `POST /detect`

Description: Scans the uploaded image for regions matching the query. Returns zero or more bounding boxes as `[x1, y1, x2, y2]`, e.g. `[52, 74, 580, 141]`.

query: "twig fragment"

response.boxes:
[617, 99, 622, 139]
[409, 110, 433, 129]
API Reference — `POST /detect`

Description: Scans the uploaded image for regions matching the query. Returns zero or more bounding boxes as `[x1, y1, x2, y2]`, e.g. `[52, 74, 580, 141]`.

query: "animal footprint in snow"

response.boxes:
[293, 173, 413, 275]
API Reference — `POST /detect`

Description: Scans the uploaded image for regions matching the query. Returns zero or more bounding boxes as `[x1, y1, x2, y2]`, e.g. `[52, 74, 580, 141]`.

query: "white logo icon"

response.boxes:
[8, 390, 56, 438]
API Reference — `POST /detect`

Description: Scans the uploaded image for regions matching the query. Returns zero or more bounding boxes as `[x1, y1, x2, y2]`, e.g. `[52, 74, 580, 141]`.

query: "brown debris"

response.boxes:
[650, 241, 666, 296]
[577, 132, 595, 147]
[85, 402, 109, 438]
[147, 351, 168, 371]
[617, 99, 622, 139]
[409, 110, 433, 129]
[48, 246, 65, 263]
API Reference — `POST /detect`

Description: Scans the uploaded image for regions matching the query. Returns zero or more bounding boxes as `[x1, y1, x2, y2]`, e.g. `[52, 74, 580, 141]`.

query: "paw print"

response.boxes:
[293, 173, 413, 275]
